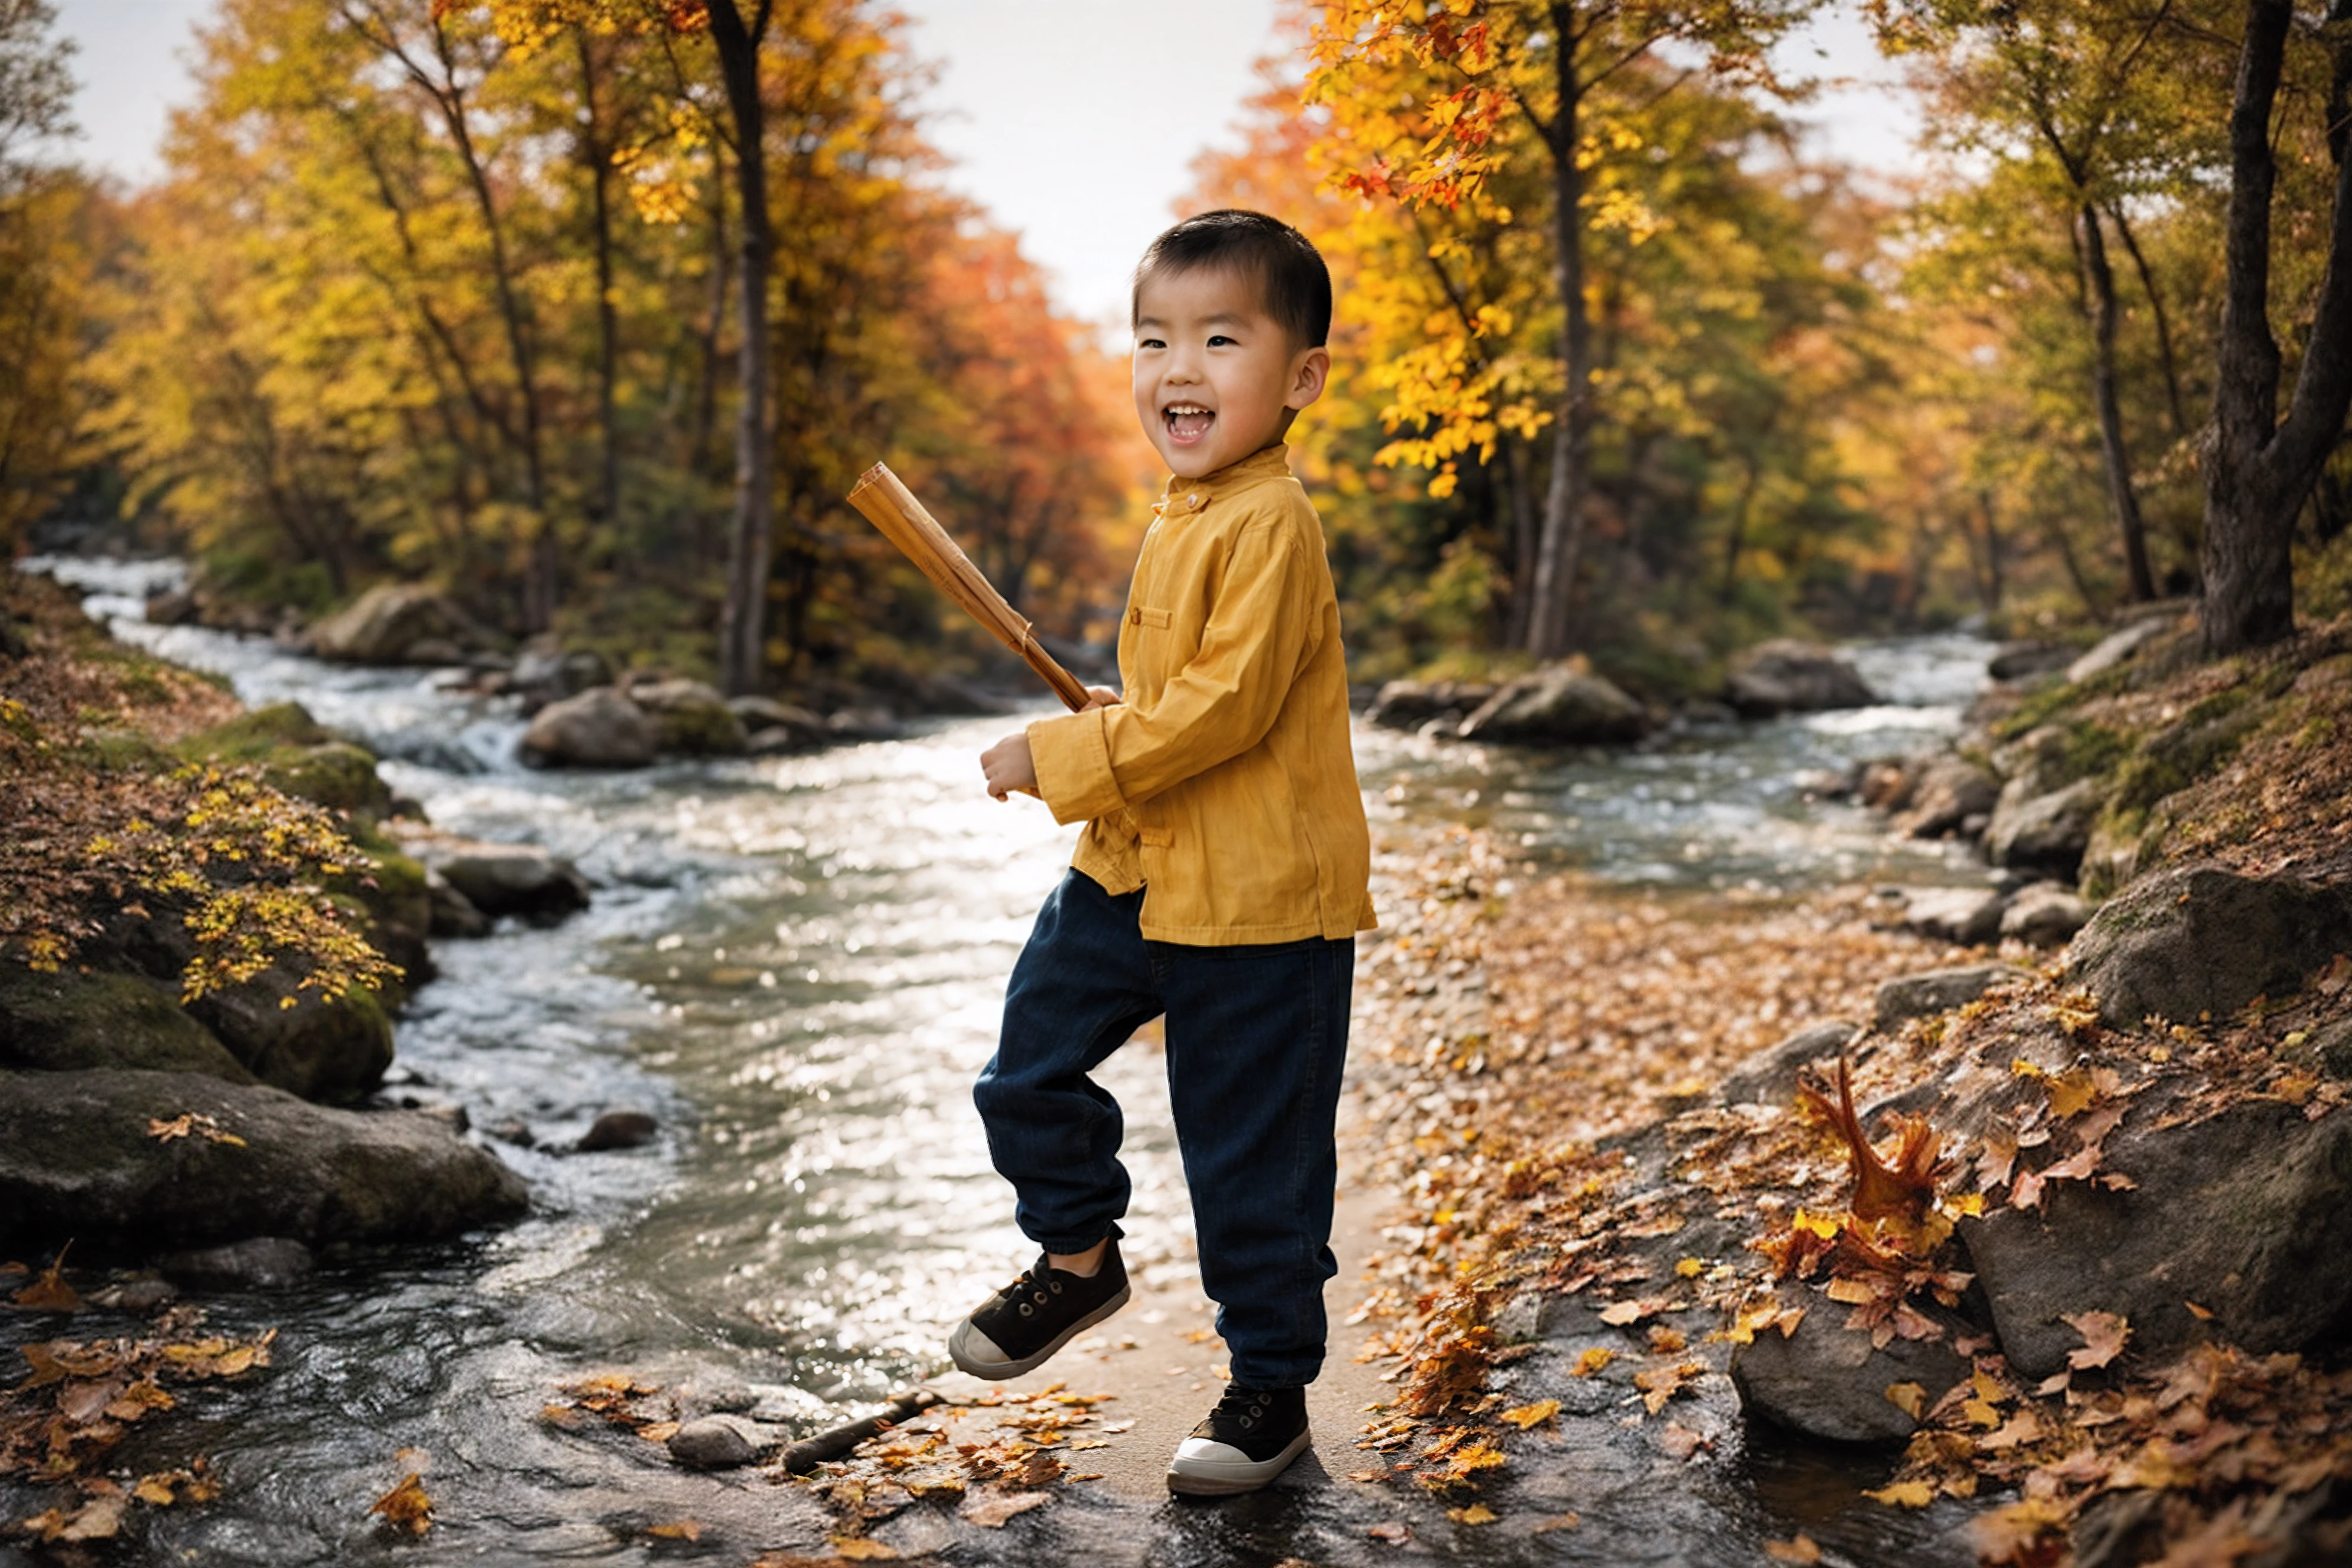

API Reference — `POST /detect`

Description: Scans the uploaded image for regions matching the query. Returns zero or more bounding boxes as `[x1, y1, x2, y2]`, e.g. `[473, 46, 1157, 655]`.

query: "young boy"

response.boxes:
[954, 209, 1374, 1497]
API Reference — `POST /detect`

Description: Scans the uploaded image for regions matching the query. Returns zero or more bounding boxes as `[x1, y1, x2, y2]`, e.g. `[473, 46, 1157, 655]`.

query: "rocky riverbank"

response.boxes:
[0, 570, 550, 1269]
[1312, 609, 2352, 1566]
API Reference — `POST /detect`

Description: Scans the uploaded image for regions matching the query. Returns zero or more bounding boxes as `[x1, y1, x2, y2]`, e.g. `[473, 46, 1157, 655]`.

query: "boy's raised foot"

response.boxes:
[1165, 1382, 1310, 1496]
[947, 1242, 1130, 1380]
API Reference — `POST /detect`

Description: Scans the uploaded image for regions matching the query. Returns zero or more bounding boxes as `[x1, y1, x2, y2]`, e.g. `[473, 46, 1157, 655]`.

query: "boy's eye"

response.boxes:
[1137, 336, 1166, 350]
[1206, 335, 1234, 347]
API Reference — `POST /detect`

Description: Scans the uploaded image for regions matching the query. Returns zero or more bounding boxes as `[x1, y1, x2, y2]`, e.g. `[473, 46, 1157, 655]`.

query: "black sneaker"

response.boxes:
[947, 1243, 1130, 1380]
[1166, 1382, 1311, 1496]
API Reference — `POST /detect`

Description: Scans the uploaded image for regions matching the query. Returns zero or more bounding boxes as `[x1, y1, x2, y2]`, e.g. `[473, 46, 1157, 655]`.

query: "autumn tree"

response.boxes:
[1872, 1, 2229, 606]
[1306, 0, 1820, 659]
[0, 0, 80, 561]
[2202, 0, 2352, 651]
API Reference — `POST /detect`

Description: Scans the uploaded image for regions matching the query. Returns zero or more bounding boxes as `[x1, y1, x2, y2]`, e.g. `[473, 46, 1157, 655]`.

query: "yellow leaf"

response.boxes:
[369, 1473, 432, 1536]
[1674, 1257, 1705, 1278]
[1448, 1503, 1497, 1524]
[1883, 1382, 1926, 1419]
[647, 1520, 702, 1541]
[832, 1540, 899, 1560]
[1864, 1478, 1934, 1509]
[1824, 1277, 1877, 1305]
[1765, 1536, 1824, 1564]
[1571, 1347, 1616, 1377]
[1498, 1400, 1559, 1429]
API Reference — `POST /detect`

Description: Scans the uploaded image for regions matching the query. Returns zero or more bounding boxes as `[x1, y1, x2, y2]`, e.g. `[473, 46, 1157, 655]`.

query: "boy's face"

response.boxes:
[1132, 266, 1328, 481]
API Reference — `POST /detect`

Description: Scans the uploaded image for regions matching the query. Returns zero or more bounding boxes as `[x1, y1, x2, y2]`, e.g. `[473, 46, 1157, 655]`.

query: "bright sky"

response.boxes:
[51, 0, 1924, 330]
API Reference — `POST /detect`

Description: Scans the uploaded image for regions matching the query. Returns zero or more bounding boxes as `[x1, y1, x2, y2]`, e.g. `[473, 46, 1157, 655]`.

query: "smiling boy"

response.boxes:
[952, 210, 1374, 1496]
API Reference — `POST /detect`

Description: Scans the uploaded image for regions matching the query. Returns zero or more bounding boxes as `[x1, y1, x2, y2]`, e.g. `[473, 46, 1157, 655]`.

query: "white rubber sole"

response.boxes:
[947, 1283, 1131, 1381]
[1165, 1426, 1312, 1496]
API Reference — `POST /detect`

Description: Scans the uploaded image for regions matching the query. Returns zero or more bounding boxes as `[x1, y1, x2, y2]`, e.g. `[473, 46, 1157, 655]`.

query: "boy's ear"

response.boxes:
[1285, 345, 1331, 412]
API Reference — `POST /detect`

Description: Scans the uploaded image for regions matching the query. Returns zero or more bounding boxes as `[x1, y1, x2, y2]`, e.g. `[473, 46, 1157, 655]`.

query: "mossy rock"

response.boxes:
[186, 969, 395, 1105]
[0, 965, 256, 1083]
[262, 740, 392, 818]
[652, 702, 749, 757]
[177, 701, 332, 763]
[77, 727, 177, 774]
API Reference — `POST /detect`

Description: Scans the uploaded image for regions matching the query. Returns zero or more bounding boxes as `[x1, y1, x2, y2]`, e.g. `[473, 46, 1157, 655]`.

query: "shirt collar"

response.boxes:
[1155, 444, 1291, 517]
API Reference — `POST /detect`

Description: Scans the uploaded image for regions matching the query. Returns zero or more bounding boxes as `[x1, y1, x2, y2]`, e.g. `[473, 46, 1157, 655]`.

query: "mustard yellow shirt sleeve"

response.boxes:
[1027, 520, 1322, 828]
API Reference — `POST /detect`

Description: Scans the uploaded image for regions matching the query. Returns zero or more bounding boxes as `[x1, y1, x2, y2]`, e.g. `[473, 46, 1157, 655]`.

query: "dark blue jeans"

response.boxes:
[975, 868, 1354, 1388]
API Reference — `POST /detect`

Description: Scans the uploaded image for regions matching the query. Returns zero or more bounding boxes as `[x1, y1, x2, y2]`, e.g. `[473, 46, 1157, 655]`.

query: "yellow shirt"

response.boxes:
[1027, 444, 1376, 945]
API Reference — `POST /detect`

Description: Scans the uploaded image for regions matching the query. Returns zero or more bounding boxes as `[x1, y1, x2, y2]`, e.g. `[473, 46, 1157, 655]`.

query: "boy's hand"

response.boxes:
[1080, 685, 1122, 712]
[981, 731, 1038, 801]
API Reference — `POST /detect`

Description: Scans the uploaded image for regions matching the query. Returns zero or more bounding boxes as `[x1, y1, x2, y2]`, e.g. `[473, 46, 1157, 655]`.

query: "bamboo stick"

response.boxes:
[846, 464, 1091, 713]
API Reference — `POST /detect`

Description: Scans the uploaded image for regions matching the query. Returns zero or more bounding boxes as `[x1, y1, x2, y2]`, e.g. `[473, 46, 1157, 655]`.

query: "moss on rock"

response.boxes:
[0, 965, 256, 1082]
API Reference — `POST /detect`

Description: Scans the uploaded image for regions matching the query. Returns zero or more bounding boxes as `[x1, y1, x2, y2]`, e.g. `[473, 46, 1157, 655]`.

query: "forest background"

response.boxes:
[2, 0, 2350, 703]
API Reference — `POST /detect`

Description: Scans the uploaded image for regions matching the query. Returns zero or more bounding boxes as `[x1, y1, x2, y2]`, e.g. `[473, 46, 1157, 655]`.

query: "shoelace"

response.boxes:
[1000, 1259, 1069, 1319]
[1207, 1381, 1275, 1434]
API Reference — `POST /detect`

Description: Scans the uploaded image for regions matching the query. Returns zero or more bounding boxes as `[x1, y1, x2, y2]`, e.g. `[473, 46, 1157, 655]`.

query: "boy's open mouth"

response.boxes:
[1165, 403, 1214, 444]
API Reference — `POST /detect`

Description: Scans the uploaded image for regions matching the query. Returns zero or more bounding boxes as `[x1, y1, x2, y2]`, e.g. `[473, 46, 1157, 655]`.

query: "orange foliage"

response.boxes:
[1797, 1056, 1941, 1223]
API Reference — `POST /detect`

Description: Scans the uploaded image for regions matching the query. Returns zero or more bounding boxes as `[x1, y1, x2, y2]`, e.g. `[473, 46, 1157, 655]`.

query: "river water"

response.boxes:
[9, 558, 1992, 1566]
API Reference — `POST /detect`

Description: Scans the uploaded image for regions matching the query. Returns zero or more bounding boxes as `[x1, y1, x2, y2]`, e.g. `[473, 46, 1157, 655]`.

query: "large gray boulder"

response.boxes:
[0, 1069, 530, 1251]
[186, 971, 396, 1104]
[1873, 964, 2016, 1033]
[1896, 755, 2000, 839]
[0, 966, 255, 1083]
[1984, 776, 2104, 879]
[520, 686, 659, 769]
[1367, 679, 1500, 733]
[2065, 617, 2174, 684]
[628, 677, 749, 756]
[1455, 664, 1648, 746]
[392, 826, 591, 925]
[1730, 1288, 1971, 1444]
[1960, 1093, 2352, 1378]
[1724, 640, 1876, 718]
[1718, 1020, 1861, 1107]
[2066, 864, 2352, 1028]
[309, 584, 499, 666]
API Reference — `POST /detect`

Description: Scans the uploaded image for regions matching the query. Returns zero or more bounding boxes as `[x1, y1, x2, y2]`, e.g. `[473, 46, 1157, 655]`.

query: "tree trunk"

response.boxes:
[710, 0, 777, 696]
[2079, 201, 2157, 602]
[2201, 0, 2352, 654]
[1503, 436, 1539, 648]
[1528, 1, 1593, 659]
[577, 32, 621, 530]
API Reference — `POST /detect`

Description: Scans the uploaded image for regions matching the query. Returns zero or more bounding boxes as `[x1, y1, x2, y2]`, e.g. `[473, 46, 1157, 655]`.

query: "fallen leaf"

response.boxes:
[1659, 1421, 1711, 1460]
[832, 1539, 899, 1560]
[1765, 1536, 1824, 1564]
[1348, 1469, 1384, 1482]
[1864, 1478, 1934, 1509]
[12, 1249, 82, 1312]
[647, 1520, 702, 1541]
[1884, 1381, 1927, 1419]
[2062, 1310, 2131, 1370]
[1597, 1299, 1650, 1326]
[1498, 1399, 1559, 1429]
[1572, 1347, 1616, 1377]
[1448, 1503, 1497, 1524]
[369, 1473, 432, 1536]
[958, 1490, 1050, 1528]
[1368, 1520, 1413, 1543]
[1530, 1511, 1580, 1533]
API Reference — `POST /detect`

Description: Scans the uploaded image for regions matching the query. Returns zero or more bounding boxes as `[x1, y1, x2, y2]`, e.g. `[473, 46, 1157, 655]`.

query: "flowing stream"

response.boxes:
[10, 558, 1992, 1566]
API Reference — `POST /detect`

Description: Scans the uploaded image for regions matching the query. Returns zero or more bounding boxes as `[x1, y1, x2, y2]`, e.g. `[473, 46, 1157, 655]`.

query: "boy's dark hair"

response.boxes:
[1133, 210, 1332, 350]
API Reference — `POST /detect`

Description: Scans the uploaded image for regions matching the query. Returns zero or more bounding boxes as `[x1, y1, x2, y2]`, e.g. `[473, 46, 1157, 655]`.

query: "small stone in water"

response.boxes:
[667, 1414, 764, 1470]
[488, 1118, 537, 1149]
[578, 1110, 659, 1152]
[161, 1236, 316, 1292]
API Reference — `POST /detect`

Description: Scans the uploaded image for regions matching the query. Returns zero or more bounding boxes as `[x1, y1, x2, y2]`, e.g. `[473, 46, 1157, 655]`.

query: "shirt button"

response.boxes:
[1188, 494, 1203, 511]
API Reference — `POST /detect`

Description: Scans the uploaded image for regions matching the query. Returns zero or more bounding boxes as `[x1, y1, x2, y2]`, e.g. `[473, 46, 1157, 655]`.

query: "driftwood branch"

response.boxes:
[779, 1387, 942, 1474]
